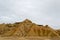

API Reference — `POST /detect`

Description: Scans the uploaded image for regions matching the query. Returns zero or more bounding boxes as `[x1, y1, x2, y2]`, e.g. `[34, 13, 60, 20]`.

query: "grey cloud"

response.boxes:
[0, 0, 60, 29]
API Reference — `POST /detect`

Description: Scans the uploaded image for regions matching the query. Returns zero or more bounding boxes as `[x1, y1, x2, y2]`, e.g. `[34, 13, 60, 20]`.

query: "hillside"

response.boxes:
[0, 19, 60, 38]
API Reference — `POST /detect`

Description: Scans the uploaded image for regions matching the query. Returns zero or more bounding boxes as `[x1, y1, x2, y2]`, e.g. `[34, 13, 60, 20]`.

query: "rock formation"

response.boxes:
[0, 19, 60, 38]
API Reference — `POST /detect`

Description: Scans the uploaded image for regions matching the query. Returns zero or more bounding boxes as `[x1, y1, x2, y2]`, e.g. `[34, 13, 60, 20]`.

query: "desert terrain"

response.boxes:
[0, 19, 60, 40]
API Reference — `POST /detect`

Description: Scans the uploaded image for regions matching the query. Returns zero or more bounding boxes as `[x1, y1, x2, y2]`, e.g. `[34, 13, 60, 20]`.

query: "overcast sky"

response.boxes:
[0, 0, 60, 29]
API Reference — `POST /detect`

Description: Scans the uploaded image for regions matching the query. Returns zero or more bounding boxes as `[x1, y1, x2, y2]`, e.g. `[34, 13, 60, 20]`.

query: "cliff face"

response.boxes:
[0, 19, 59, 37]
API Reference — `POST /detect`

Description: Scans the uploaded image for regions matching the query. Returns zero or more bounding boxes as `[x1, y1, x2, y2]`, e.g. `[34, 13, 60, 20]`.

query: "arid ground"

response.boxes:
[0, 19, 60, 40]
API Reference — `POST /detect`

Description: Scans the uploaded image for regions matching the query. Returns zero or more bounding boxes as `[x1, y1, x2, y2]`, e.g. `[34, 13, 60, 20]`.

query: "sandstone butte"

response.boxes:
[0, 19, 60, 38]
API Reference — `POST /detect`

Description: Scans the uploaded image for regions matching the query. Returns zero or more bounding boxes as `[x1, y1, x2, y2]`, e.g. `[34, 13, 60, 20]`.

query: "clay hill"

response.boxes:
[56, 29, 60, 36]
[0, 19, 60, 38]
